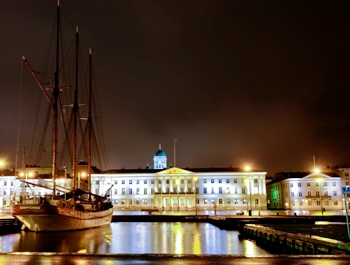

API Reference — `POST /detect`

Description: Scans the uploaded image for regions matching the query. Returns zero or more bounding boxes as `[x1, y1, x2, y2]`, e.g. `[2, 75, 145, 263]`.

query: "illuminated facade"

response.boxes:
[1, 147, 268, 212]
[266, 171, 346, 211]
[91, 166, 267, 211]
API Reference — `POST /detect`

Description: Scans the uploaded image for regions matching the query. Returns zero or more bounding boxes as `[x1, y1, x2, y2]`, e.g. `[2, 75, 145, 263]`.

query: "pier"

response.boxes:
[239, 224, 350, 254]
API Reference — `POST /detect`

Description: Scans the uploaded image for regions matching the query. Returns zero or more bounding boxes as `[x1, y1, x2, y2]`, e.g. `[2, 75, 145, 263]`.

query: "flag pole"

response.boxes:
[174, 139, 177, 167]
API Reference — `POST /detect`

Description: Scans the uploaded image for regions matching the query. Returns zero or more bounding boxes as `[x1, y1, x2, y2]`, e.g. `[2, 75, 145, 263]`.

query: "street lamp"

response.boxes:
[193, 177, 198, 215]
[245, 166, 252, 216]
[315, 168, 323, 216]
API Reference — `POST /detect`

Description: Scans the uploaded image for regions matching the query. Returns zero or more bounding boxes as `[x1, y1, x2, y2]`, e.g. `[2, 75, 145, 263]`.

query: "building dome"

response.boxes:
[153, 144, 167, 169]
[155, 149, 166, 156]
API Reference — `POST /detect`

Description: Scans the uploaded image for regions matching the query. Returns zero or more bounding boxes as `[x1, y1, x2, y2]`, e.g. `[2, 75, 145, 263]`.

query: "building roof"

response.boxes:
[102, 166, 264, 175]
[267, 171, 340, 185]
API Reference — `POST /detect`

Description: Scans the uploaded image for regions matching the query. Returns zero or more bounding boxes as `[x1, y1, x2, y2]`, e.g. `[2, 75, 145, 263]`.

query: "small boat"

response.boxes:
[11, 1, 113, 232]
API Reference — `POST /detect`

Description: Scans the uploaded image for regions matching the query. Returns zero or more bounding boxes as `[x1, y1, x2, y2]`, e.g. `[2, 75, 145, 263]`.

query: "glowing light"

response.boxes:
[245, 166, 251, 171]
[173, 223, 184, 254]
[193, 232, 201, 254]
[314, 168, 321, 174]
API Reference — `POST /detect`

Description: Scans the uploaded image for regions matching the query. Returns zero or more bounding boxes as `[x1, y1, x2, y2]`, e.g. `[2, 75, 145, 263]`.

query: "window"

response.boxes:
[234, 179, 237, 183]
[316, 191, 320, 196]
[166, 180, 169, 184]
[122, 180, 125, 184]
[129, 188, 132, 194]
[227, 199, 231, 204]
[181, 180, 184, 184]
[307, 191, 311, 197]
[195, 187, 199, 194]
[323, 182, 327, 187]
[234, 187, 237, 194]
[114, 189, 118, 195]
[122, 188, 125, 194]
[226, 179, 230, 183]
[4, 182, 7, 186]
[315, 182, 319, 187]
[211, 179, 214, 183]
[226, 187, 230, 194]
[254, 179, 257, 183]
[144, 188, 147, 194]
[137, 188, 140, 194]
[203, 188, 207, 194]
[204, 199, 208, 204]
[144, 180, 147, 184]
[151, 180, 154, 184]
[291, 192, 294, 197]
[325, 190, 328, 196]
[136, 180, 140, 184]
[298, 183, 302, 187]
[290, 183, 293, 187]
[129, 180, 132, 184]
[298, 192, 302, 197]
[307, 182, 310, 187]
[114, 180, 118, 184]
[151, 188, 154, 194]
[334, 201, 338, 206]
[211, 188, 214, 194]
[333, 182, 336, 187]
[255, 199, 259, 204]
[219, 187, 222, 194]
[333, 191, 337, 196]
[308, 200, 312, 206]
[219, 199, 222, 204]
[203, 179, 207, 184]
[96, 181, 100, 185]
[242, 187, 246, 194]
[346, 172, 349, 176]
[219, 179, 222, 183]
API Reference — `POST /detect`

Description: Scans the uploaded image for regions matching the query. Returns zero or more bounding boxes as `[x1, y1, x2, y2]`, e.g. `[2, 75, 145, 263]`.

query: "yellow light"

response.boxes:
[245, 166, 251, 171]
[0, 161, 4, 167]
[19, 172, 25, 177]
[81, 172, 86, 177]
[176, 179, 180, 185]
[314, 168, 320, 174]
[28, 172, 34, 177]
[244, 179, 249, 185]
[194, 177, 198, 182]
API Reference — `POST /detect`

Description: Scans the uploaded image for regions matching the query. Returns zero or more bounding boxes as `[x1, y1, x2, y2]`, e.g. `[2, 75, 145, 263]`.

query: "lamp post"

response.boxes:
[315, 168, 323, 216]
[193, 177, 198, 215]
[245, 166, 252, 216]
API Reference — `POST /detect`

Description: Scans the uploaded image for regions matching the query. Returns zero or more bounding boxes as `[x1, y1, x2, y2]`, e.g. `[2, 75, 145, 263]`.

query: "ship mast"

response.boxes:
[88, 48, 92, 195]
[52, 0, 60, 195]
[73, 26, 79, 191]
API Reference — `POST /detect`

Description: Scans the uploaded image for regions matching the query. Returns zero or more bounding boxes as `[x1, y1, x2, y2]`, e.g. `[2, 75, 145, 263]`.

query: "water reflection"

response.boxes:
[1, 222, 269, 255]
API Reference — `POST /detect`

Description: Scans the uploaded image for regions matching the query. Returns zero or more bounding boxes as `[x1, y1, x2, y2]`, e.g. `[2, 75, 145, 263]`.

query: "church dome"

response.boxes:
[155, 149, 166, 156]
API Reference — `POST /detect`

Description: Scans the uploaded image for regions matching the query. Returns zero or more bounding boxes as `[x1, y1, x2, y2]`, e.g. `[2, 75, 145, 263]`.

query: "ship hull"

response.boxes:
[12, 204, 113, 232]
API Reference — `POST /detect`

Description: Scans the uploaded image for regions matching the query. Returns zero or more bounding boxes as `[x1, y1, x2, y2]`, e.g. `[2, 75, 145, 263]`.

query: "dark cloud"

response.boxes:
[1, 0, 349, 175]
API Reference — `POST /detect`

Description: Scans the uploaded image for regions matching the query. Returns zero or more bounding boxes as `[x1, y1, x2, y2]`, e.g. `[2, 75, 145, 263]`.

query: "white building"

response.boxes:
[266, 171, 346, 211]
[91, 146, 268, 211]
[1, 146, 268, 212]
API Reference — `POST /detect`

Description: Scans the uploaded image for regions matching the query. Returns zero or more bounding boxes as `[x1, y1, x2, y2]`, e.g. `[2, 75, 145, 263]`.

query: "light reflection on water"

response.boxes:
[0, 222, 269, 255]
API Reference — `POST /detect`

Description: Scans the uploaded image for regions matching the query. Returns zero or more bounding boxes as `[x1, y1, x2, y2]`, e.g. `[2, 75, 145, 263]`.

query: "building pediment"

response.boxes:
[303, 173, 338, 179]
[156, 167, 194, 175]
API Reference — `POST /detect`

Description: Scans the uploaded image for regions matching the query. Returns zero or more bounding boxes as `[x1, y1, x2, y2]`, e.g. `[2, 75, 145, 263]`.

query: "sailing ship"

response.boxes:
[11, 1, 113, 232]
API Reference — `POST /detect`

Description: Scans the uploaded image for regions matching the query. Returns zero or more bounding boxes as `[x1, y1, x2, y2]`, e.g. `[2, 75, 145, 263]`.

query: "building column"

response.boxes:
[262, 178, 266, 194]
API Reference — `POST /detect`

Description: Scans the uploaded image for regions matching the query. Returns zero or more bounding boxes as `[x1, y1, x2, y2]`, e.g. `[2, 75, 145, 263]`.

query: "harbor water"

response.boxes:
[0, 222, 269, 255]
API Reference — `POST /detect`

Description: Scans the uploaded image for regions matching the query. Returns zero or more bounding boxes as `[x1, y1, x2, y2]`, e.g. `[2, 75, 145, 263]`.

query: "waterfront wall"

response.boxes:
[239, 224, 350, 254]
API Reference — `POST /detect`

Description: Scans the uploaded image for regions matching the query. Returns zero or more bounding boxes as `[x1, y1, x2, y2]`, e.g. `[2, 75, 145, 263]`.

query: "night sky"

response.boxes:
[1, 0, 349, 176]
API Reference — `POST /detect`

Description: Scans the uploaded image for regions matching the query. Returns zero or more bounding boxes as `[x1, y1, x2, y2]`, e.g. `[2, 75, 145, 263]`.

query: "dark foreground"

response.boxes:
[1, 253, 350, 265]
